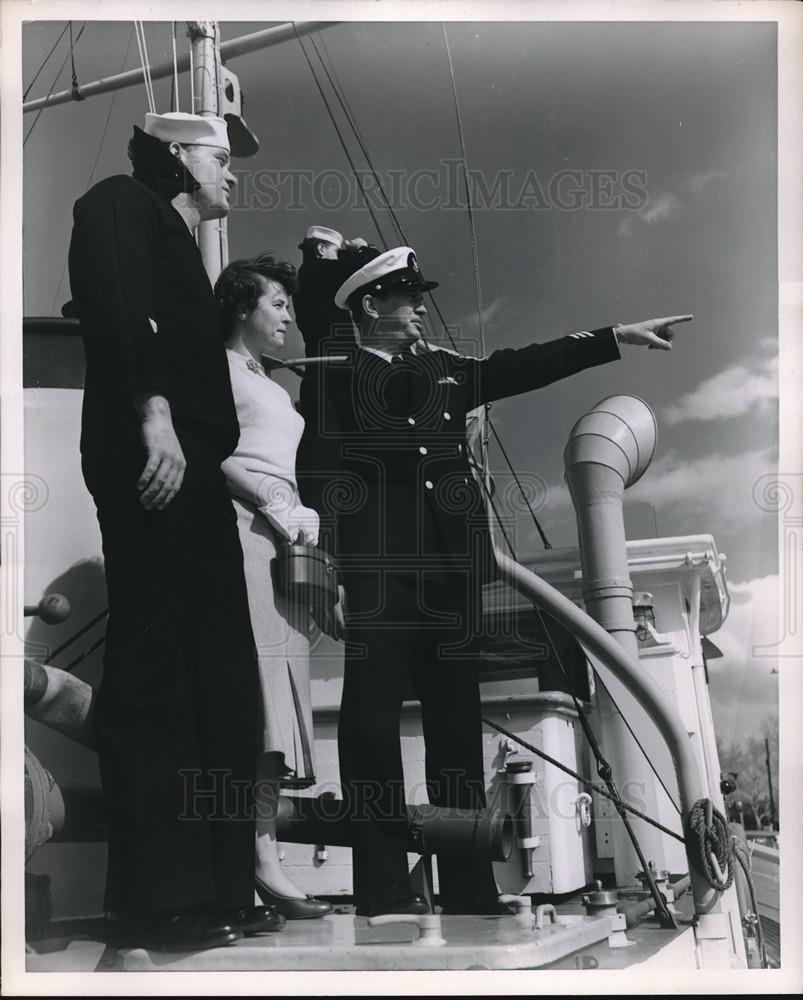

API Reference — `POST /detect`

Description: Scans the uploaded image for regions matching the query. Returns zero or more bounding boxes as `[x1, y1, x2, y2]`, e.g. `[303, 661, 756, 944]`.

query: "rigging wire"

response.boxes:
[441, 23, 486, 355]
[24, 23, 87, 146]
[189, 35, 196, 111]
[171, 22, 180, 113]
[483, 716, 686, 844]
[292, 23, 391, 251]
[489, 421, 552, 550]
[309, 33, 407, 248]
[304, 29, 461, 352]
[134, 21, 156, 113]
[49, 26, 136, 316]
[593, 670, 682, 814]
[23, 22, 70, 101]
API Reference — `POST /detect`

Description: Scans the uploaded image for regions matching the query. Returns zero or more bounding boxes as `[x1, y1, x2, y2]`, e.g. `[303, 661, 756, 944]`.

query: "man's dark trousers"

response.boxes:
[83, 428, 259, 915]
[337, 569, 498, 909]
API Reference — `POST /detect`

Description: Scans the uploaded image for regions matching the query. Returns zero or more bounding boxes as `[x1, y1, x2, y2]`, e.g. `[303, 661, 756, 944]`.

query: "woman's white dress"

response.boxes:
[225, 350, 319, 787]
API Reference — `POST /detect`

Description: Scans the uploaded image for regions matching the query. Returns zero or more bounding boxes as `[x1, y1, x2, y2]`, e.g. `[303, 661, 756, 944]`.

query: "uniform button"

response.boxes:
[419, 446, 428, 455]
[443, 412, 451, 421]
[408, 417, 416, 425]
[425, 480, 434, 490]
[457, 444, 462, 453]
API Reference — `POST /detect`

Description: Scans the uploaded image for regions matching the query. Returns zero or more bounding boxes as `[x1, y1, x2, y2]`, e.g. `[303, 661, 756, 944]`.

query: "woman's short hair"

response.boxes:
[214, 254, 299, 340]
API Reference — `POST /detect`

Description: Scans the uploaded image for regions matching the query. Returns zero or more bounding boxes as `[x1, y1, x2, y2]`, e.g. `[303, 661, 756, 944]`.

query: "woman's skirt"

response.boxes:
[232, 497, 316, 787]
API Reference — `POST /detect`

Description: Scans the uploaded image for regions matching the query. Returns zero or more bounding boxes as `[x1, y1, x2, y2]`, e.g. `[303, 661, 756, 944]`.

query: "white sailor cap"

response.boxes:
[334, 246, 438, 310]
[144, 112, 230, 152]
[303, 225, 344, 247]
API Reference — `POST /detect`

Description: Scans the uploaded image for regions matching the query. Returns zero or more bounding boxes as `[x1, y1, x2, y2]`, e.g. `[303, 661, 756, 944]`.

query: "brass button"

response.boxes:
[443, 412, 451, 421]
[425, 480, 434, 490]
[419, 446, 428, 455]
[408, 417, 416, 425]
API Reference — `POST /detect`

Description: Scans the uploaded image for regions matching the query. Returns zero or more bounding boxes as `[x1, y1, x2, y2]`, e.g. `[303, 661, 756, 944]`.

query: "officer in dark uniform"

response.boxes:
[68, 112, 279, 950]
[296, 245, 691, 916]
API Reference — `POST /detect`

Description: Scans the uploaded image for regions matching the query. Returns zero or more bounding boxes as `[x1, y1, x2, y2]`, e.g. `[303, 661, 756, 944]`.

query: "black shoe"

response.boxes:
[355, 881, 430, 918]
[218, 904, 285, 935]
[255, 877, 334, 920]
[440, 899, 515, 916]
[106, 911, 242, 952]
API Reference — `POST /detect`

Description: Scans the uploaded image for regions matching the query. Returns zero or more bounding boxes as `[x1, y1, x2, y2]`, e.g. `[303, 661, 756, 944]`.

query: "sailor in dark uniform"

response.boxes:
[67, 112, 280, 950]
[296, 245, 691, 916]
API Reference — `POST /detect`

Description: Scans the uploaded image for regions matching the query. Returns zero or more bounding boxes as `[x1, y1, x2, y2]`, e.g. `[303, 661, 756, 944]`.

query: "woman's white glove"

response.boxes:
[287, 504, 320, 547]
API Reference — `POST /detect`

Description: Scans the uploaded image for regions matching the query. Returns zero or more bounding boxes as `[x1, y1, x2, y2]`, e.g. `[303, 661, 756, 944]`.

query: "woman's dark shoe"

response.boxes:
[218, 904, 285, 935]
[355, 881, 430, 918]
[255, 876, 334, 919]
[105, 910, 242, 952]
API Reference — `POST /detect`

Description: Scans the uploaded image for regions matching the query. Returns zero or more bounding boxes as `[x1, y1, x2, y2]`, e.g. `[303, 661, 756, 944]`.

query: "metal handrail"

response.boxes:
[493, 548, 718, 917]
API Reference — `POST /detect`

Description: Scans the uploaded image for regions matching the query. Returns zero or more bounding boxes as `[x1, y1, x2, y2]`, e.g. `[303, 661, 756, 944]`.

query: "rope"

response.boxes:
[23, 22, 70, 100]
[292, 23, 390, 250]
[171, 22, 180, 112]
[686, 799, 734, 891]
[68, 22, 85, 100]
[730, 835, 769, 967]
[483, 717, 686, 843]
[23, 23, 86, 146]
[134, 21, 156, 113]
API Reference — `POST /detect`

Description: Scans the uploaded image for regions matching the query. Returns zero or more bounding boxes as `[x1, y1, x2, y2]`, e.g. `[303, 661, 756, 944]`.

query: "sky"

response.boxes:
[20, 16, 782, 739]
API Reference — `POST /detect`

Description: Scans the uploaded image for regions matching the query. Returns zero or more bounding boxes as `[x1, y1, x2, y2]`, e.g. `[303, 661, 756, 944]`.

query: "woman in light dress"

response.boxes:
[214, 255, 332, 920]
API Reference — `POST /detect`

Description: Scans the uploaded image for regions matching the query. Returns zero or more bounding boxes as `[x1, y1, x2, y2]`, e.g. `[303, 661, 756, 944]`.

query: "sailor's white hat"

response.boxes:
[334, 246, 438, 310]
[144, 112, 230, 152]
[303, 226, 344, 247]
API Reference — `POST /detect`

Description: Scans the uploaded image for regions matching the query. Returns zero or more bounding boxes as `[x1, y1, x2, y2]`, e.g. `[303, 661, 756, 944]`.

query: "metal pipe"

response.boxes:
[493, 549, 716, 917]
[45, 783, 512, 863]
[564, 396, 670, 884]
[23, 22, 340, 114]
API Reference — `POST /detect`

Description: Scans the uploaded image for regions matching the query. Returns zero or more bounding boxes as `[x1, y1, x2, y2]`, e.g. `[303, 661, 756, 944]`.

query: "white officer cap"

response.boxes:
[334, 246, 438, 310]
[144, 112, 230, 152]
[304, 226, 344, 248]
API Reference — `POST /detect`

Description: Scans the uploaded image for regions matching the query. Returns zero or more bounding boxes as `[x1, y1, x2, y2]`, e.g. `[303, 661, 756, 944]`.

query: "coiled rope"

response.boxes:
[686, 799, 733, 891]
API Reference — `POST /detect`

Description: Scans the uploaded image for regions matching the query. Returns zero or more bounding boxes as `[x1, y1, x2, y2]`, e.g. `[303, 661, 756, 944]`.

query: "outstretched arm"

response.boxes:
[463, 315, 693, 407]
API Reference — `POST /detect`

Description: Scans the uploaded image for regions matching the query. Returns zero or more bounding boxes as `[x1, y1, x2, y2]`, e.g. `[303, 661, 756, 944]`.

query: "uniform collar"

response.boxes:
[359, 341, 423, 364]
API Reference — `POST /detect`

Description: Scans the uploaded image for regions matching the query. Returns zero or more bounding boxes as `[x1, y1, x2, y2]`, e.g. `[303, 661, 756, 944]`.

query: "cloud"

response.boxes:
[618, 169, 727, 237]
[449, 295, 518, 350]
[532, 446, 776, 552]
[707, 575, 780, 740]
[689, 169, 728, 193]
[618, 191, 682, 236]
[662, 354, 778, 425]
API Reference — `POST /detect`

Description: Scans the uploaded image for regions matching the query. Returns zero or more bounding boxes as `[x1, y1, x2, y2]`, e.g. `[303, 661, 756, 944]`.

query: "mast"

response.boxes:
[188, 21, 227, 282]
